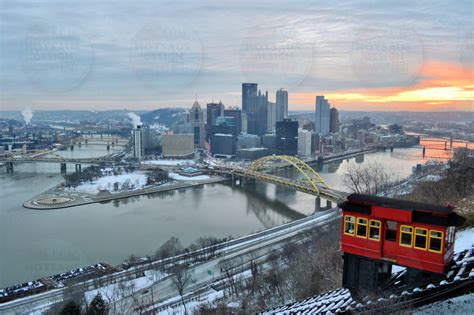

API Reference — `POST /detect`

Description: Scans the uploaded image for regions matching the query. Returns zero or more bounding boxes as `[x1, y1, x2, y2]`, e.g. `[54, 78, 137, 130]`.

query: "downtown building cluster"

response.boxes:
[160, 83, 341, 161]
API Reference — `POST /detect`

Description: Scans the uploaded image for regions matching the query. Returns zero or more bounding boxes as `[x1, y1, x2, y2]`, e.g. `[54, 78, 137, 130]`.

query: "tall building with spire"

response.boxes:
[191, 101, 205, 147]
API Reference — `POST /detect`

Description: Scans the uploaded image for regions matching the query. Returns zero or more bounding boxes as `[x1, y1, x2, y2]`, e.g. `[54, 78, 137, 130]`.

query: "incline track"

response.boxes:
[263, 247, 474, 314]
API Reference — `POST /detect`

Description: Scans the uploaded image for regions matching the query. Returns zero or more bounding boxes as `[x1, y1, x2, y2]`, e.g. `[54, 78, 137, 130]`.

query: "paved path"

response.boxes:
[23, 177, 228, 210]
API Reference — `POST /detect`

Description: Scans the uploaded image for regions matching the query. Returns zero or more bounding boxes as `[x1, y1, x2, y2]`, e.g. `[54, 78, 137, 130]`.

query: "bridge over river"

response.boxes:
[0, 150, 124, 173]
[211, 155, 349, 207]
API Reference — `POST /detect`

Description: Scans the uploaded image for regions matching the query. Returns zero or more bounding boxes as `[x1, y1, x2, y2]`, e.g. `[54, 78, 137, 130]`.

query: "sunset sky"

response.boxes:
[0, 0, 472, 112]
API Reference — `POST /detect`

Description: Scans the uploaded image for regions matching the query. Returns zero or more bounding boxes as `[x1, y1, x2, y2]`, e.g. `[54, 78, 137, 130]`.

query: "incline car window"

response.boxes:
[400, 225, 413, 247]
[369, 220, 381, 241]
[356, 218, 368, 238]
[429, 230, 443, 253]
[344, 215, 355, 235]
[414, 228, 428, 250]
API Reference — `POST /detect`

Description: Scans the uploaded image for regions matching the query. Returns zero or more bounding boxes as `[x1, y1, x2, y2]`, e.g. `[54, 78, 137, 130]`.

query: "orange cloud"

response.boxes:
[290, 60, 474, 111]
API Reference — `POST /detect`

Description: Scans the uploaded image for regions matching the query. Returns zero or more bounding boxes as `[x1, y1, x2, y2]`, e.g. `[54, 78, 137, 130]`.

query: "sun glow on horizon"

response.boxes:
[290, 60, 474, 111]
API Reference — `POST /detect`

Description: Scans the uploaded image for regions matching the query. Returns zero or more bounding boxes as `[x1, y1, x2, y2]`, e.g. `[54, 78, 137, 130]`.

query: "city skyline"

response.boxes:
[1, 1, 472, 112]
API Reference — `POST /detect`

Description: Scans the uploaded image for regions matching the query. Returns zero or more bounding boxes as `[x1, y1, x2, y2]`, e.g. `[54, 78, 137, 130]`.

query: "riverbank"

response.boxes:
[23, 176, 229, 210]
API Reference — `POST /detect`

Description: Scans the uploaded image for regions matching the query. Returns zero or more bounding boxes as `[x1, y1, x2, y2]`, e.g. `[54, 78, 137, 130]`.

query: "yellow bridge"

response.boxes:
[219, 155, 348, 203]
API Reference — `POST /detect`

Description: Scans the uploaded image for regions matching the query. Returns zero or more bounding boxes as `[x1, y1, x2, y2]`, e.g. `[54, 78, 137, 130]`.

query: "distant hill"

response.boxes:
[0, 110, 147, 123]
[140, 108, 187, 127]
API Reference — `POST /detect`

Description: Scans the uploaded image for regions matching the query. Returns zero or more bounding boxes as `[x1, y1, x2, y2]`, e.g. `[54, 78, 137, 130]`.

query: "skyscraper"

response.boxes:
[206, 101, 225, 140]
[173, 111, 192, 134]
[315, 96, 330, 136]
[298, 129, 312, 157]
[330, 107, 340, 133]
[276, 119, 298, 155]
[247, 90, 268, 136]
[191, 101, 205, 147]
[267, 101, 276, 132]
[242, 83, 257, 113]
[211, 116, 237, 136]
[224, 107, 242, 135]
[133, 125, 144, 159]
[211, 133, 236, 158]
[276, 88, 288, 122]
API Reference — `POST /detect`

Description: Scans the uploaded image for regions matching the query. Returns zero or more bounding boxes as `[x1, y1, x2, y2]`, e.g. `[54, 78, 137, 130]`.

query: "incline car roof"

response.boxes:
[345, 194, 453, 214]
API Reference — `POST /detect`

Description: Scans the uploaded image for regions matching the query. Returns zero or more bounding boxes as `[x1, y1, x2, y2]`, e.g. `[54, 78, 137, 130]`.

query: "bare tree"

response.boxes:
[155, 237, 184, 262]
[344, 161, 398, 195]
[146, 267, 165, 308]
[171, 264, 193, 314]
[219, 256, 245, 297]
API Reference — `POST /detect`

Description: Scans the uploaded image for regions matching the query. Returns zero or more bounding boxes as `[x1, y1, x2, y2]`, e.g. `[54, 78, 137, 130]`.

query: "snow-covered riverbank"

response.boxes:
[64, 171, 150, 194]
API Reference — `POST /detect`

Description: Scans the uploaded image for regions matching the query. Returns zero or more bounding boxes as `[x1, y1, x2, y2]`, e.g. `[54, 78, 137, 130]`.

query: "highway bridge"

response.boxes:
[0, 150, 124, 173]
[213, 155, 348, 204]
[70, 135, 129, 147]
[418, 135, 470, 144]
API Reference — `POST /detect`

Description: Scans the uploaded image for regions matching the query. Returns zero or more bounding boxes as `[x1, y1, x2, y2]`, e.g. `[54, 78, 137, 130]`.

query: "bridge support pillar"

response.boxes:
[5, 161, 14, 173]
[231, 174, 241, 186]
[75, 164, 82, 172]
[315, 197, 321, 212]
[326, 200, 332, 209]
[343, 253, 392, 295]
[241, 177, 255, 187]
[60, 163, 67, 174]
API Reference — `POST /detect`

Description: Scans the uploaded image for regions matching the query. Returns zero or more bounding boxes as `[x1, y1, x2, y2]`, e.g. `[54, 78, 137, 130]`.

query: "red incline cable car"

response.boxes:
[338, 194, 466, 292]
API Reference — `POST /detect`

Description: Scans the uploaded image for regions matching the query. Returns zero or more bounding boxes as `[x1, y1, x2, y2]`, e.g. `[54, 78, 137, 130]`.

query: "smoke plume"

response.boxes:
[22, 107, 33, 125]
[127, 112, 142, 128]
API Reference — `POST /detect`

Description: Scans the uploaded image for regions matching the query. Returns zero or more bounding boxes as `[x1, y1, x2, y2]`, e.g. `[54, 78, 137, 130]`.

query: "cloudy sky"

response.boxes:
[0, 0, 472, 111]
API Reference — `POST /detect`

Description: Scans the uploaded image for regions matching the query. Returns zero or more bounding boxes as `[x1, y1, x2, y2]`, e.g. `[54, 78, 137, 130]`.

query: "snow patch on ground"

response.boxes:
[392, 265, 406, 274]
[158, 289, 225, 315]
[168, 173, 210, 181]
[84, 271, 168, 304]
[455, 228, 474, 253]
[141, 159, 195, 166]
[422, 174, 442, 181]
[65, 172, 148, 194]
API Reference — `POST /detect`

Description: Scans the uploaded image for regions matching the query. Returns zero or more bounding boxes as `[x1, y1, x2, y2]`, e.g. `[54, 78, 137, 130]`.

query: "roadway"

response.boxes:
[111, 209, 340, 313]
[0, 209, 340, 314]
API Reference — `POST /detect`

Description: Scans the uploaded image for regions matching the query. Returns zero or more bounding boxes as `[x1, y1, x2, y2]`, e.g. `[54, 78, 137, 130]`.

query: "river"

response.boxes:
[0, 142, 448, 288]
